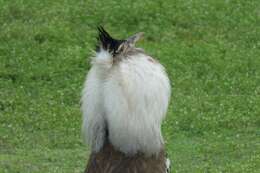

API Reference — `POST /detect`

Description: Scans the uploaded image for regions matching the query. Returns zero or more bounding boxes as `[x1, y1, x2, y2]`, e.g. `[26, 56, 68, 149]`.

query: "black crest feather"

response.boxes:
[96, 26, 125, 55]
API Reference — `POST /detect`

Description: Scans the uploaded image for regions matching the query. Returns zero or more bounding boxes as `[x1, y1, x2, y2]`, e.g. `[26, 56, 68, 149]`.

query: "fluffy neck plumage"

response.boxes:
[81, 49, 170, 156]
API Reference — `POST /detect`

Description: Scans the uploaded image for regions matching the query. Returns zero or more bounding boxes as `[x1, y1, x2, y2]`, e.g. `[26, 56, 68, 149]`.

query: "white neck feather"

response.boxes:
[81, 49, 171, 155]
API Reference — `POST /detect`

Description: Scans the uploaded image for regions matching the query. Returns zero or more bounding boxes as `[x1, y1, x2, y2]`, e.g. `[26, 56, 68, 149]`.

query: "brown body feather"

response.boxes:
[84, 140, 166, 173]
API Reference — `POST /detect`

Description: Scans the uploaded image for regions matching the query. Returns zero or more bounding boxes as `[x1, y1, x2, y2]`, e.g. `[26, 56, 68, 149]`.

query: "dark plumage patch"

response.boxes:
[96, 26, 125, 56]
[84, 140, 167, 173]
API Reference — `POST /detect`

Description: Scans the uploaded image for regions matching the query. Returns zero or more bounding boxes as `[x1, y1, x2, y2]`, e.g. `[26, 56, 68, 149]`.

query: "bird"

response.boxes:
[81, 26, 171, 173]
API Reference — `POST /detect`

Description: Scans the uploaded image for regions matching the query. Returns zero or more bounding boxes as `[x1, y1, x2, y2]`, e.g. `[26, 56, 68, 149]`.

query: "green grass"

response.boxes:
[0, 0, 259, 172]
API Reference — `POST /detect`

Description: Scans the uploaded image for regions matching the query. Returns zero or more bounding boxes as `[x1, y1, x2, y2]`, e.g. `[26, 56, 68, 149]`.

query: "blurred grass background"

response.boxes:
[0, 0, 259, 172]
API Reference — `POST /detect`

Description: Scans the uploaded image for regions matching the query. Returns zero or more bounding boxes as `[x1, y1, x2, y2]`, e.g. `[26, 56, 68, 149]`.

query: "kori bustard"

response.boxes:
[81, 27, 171, 173]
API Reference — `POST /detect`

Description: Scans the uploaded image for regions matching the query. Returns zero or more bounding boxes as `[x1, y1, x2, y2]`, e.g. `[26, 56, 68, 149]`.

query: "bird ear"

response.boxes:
[125, 32, 144, 46]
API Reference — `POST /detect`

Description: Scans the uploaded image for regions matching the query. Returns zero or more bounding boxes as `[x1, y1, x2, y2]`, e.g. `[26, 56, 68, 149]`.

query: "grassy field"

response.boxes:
[0, 0, 259, 172]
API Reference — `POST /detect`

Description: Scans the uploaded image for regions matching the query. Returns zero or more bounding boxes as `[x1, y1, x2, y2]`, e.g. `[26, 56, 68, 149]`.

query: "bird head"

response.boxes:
[96, 26, 144, 58]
